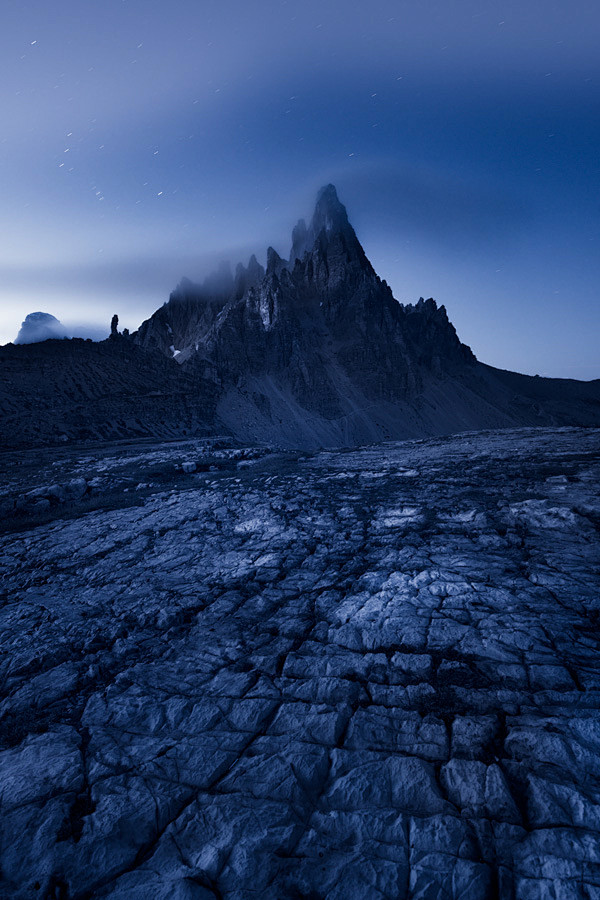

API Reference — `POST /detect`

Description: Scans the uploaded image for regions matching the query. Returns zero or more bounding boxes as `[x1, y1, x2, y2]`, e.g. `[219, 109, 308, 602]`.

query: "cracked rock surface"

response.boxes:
[1, 427, 600, 899]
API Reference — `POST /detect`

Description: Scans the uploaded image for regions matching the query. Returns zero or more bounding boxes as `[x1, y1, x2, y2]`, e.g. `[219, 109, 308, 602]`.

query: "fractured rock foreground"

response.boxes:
[1, 427, 600, 898]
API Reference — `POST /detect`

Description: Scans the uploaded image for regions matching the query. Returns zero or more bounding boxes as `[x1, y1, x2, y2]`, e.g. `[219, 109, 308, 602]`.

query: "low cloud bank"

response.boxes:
[13, 312, 109, 345]
[15, 312, 68, 344]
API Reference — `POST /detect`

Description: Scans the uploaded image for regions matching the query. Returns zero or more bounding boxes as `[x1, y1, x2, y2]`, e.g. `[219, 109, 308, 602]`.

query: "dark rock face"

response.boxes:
[135, 185, 474, 404]
[136, 185, 474, 403]
[128, 184, 600, 448]
[133, 275, 231, 363]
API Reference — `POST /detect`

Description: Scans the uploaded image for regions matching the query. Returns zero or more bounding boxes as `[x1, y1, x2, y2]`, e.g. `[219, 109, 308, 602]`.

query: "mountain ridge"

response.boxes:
[134, 185, 476, 399]
[2, 184, 599, 449]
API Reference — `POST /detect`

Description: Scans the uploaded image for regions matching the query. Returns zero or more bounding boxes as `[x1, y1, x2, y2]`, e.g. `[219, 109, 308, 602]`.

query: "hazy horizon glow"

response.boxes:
[1, 0, 599, 378]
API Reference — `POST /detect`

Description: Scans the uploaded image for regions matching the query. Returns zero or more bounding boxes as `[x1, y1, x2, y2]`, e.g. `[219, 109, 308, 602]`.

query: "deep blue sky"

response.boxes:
[1, 0, 599, 377]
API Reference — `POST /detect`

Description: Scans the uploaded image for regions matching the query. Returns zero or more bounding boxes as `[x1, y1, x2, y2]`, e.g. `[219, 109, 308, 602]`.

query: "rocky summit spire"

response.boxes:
[290, 218, 309, 264]
[310, 183, 351, 238]
[134, 181, 475, 415]
[289, 183, 369, 270]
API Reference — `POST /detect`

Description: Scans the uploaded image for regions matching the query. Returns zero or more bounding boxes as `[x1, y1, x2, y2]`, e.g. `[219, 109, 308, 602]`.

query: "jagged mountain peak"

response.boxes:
[247, 253, 262, 276]
[290, 218, 309, 263]
[234, 254, 266, 299]
[132, 183, 480, 428]
[289, 183, 361, 264]
[266, 246, 286, 277]
[6, 183, 600, 450]
[311, 183, 350, 236]
[288, 184, 373, 283]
